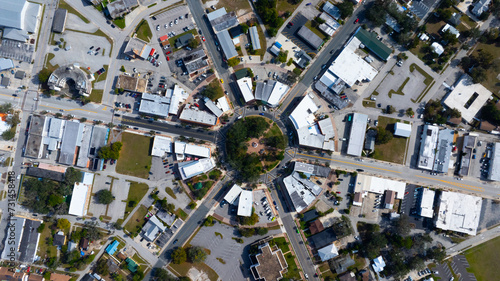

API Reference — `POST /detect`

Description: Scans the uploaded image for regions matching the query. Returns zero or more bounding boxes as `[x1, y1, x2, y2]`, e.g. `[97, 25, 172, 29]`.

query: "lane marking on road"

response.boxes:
[39, 105, 99, 114]
[0, 93, 20, 99]
[296, 153, 402, 173]
[102, 106, 107, 111]
[415, 175, 484, 192]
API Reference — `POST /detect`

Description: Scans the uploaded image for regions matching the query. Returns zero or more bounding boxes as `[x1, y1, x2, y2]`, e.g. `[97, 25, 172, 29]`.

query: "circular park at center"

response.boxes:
[225, 116, 287, 181]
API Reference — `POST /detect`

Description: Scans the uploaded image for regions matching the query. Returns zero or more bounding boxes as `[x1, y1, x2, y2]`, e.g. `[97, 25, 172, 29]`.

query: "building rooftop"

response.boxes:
[372, 256, 386, 272]
[323, 1, 341, 20]
[0, 58, 14, 72]
[331, 256, 355, 274]
[436, 191, 482, 235]
[488, 142, 500, 181]
[310, 228, 336, 249]
[434, 128, 454, 173]
[419, 188, 435, 218]
[1, 216, 41, 264]
[472, 0, 491, 15]
[117, 75, 147, 93]
[143, 215, 166, 241]
[26, 167, 65, 182]
[151, 136, 173, 157]
[354, 28, 392, 61]
[52, 9, 67, 33]
[459, 134, 476, 176]
[210, 11, 238, 32]
[250, 243, 288, 281]
[59, 121, 82, 165]
[68, 174, 93, 216]
[106, 0, 138, 19]
[297, 26, 324, 50]
[124, 37, 150, 59]
[204, 97, 223, 117]
[139, 93, 172, 117]
[218, 29, 238, 59]
[175, 32, 195, 49]
[318, 12, 341, 36]
[48, 64, 92, 96]
[443, 74, 492, 123]
[318, 243, 339, 262]
[237, 190, 253, 217]
[237, 78, 254, 103]
[283, 171, 322, 213]
[394, 122, 412, 137]
[207, 8, 227, 21]
[179, 106, 218, 126]
[418, 125, 439, 170]
[224, 184, 243, 204]
[249, 26, 261, 50]
[347, 113, 368, 156]
[178, 158, 216, 180]
[354, 174, 406, 204]
[294, 49, 312, 69]
[294, 162, 331, 178]
[309, 219, 325, 235]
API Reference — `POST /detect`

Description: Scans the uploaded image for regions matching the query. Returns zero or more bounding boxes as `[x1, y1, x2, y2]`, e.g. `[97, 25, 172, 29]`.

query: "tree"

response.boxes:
[153, 268, 177, 281]
[237, 212, 259, 225]
[227, 57, 240, 67]
[96, 190, 114, 204]
[171, 247, 187, 264]
[200, 81, 224, 101]
[442, 30, 458, 45]
[376, 127, 393, 144]
[0, 103, 12, 114]
[481, 102, 500, 125]
[470, 67, 487, 83]
[38, 68, 52, 84]
[386, 105, 395, 114]
[57, 218, 71, 229]
[337, 1, 354, 19]
[405, 107, 414, 117]
[277, 51, 288, 63]
[437, 8, 453, 20]
[98, 142, 122, 160]
[240, 23, 249, 34]
[2, 129, 15, 141]
[95, 258, 109, 276]
[120, 65, 126, 72]
[267, 28, 277, 37]
[394, 214, 411, 236]
[427, 246, 447, 263]
[188, 246, 207, 263]
[187, 38, 198, 49]
[365, 3, 386, 26]
[477, 49, 494, 68]
[79, 117, 87, 123]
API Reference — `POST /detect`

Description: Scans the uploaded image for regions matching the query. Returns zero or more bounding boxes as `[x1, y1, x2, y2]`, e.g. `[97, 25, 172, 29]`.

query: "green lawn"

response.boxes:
[116, 133, 153, 178]
[265, 123, 282, 138]
[175, 208, 188, 220]
[255, 24, 267, 59]
[272, 237, 290, 253]
[471, 43, 500, 98]
[125, 182, 149, 213]
[304, 21, 327, 41]
[276, 0, 302, 16]
[165, 187, 177, 199]
[206, 80, 225, 100]
[283, 253, 301, 280]
[362, 99, 376, 108]
[113, 17, 126, 29]
[215, 0, 251, 12]
[88, 89, 103, 103]
[95, 65, 109, 83]
[59, 0, 90, 23]
[168, 262, 219, 281]
[135, 20, 152, 42]
[464, 236, 500, 281]
[37, 222, 58, 259]
[124, 205, 148, 233]
[371, 116, 408, 164]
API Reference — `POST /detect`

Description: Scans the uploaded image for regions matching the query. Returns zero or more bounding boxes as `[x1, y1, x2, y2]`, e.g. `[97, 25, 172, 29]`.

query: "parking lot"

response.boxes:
[108, 178, 130, 221]
[0, 39, 35, 63]
[282, 13, 317, 55]
[468, 141, 494, 180]
[50, 31, 111, 73]
[88, 174, 113, 218]
[189, 223, 282, 281]
[149, 153, 177, 181]
[452, 255, 477, 281]
[433, 262, 454, 281]
[254, 189, 277, 223]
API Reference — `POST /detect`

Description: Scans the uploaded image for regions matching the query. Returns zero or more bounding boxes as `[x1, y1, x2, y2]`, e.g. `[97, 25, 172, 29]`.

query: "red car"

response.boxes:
[336, 191, 341, 194]
[103, 165, 107, 170]
[202, 36, 205, 41]
[288, 22, 294, 27]
[166, 51, 171, 54]
[166, 56, 170, 61]
[194, 103, 199, 107]
[354, 18, 359, 23]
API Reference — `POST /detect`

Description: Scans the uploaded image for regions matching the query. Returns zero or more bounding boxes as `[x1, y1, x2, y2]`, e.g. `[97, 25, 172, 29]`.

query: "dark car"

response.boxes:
[173, 239, 178, 244]
[12, 94, 17, 97]
[96, 47, 101, 51]
[356, 169, 364, 172]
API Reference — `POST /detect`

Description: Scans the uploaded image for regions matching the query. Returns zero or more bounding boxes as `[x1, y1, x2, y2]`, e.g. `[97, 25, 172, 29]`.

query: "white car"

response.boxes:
[164, 24, 168, 29]
[169, 21, 173, 26]
[174, 19, 178, 24]
[156, 25, 160, 31]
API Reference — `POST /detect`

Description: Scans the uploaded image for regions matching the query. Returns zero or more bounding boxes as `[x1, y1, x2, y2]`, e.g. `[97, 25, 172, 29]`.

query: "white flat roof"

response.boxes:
[179, 158, 215, 180]
[267, 81, 289, 107]
[354, 174, 406, 201]
[436, 191, 482, 235]
[347, 113, 368, 156]
[237, 190, 253, 217]
[224, 184, 242, 204]
[283, 172, 320, 212]
[68, 182, 90, 216]
[289, 94, 318, 129]
[184, 143, 210, 158]
[216, 96, 230, 112]
[418, 125, 439, 170]
[152, 136, 173, 157]
[419, 188, 435, 218]
[488, 142, 500, 181]
[237, 78, 254, 103]
[394, 122, 412, 138]
[443, 74, 492, 123]
[318, 243, 338, 262]
[329, 37, 378, 87]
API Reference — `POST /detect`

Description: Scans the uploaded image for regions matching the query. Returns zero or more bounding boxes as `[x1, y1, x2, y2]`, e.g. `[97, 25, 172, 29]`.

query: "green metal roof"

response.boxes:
[126, 257, 138, 272]
[234, 68, 249, 80]
[355, 28, 392, 61]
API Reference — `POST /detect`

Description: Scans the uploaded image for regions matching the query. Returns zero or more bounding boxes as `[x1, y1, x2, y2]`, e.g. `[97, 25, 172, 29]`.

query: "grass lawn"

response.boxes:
[215, 0, 251, 12]
[165, 187, 177, 199]
[59, 0, 90, 23]
[460, 14, 477, 29]
[272, 237, 290, 253]
[471, 43, 500, 97]
[464, 236, 500, 281]
[284, 253, 301, 280]
[124, 205, 148, 233]
[135, 19, 152, 42]
[265, 123, 282, 138]
[113, 17, 126, 29]
[255, 24, 267, 59]
[45, 53, 58, 72]
[88, 89, 103, 103]
[116, 133, 153, 178]
[371, 116, 408, 164]
[168, 30, 198, 51]
[125, 182, 149, 213]
[168, 262, 219, 281]
[206, 80, 225, 100]
[304, 21, 327, 41]
[362, 99, 376, 108]
[175, 208, 188, 220]
[95, 65, 109, 83]
[132, 253, 148, 265]
[37, 222, 58, 259]
[277, 0, 302, 16]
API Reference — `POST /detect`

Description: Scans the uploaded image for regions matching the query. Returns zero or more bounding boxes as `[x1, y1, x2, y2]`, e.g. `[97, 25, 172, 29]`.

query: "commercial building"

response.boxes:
[352, 174, 406, 207]
[289, 94, 335, 151]
[1, 216, 42, 263]
[59, 121, 82, 165]
[52, 9, 67, 33]
[208, 8, 238, 33]
[488, 142, 500, 181]
[0, 58, 14, 72]
[139, 85, 188, 117]
[297, 26, 324, 50]
[384, 190, 396, 209]
[354, 28, 392, 61]
[48, 64, 92, 97]
[237, 77, 254, 103]
[237, 190, 253, 217]
[443, 74, 492, 123]
[282, 162, 324, 212]
[418, 126, 454, 173]
[123, 37, 152, 60]
[174, 32, 195, 49]
[0, 77, 10, 88]
[419, 188, 435, 218]
[151, 136, 173, 157]
[217, 29, 238, 59]
[394, 122, 411, 137]
[183, 48, 209, 75]
[116, 75, 147, 93]
[224, 184, 243, 204]
[0, 0, 41, 42]
[179, 106, 218, 126]
[294, 50, 312, 69]
[255, 80, 289, 107]
[68, 172, 94, 216]
[106, 0, 138, 19]
[434, 128, 454, 173]
[435, 191, 482, 235]
[322, 1, 341, 20]
[318, 12, 341, 36]
[216, 96, 231, 113]
[142, 215, 167, 241]
[249, 26, 261, 50]
[26, 166, 66, 182]
[203, 97, 223, 117]
[459, 134, 476, 176]
[372, 256, 386, 273]
[347, 113, 368, 156]
[174, 141, 211, 160]
[178, 158, 216, 180]
[249, 243, 288, 281]
[318, 243, 339, 262]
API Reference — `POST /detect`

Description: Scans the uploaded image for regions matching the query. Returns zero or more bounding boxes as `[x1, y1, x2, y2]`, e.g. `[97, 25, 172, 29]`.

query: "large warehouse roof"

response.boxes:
[249, 26, 261, 50]
[347, 113, 368, 156]
[354, 27, 392, 61]
[297, 26, 324, 50]
[436, 191, 482, 235]
[0, 0, 26, 29]
[68, 182, 91, 216]
[217, 30, 238, 59]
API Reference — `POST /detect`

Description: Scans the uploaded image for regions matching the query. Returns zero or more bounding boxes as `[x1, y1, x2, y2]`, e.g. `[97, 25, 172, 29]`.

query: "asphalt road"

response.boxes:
[121, 116, 216, 142]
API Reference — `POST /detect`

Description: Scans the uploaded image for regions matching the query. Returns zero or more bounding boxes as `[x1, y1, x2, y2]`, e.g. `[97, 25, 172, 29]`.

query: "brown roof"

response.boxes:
[28, 274, 44, 281]
[384, 190, 395, 206]
[80, 238, 89, 249]
[339, 272, 357, 281]
[117, 252, 127, 260]
[448, 117, 462, 125]
[480, 120, 496, 131]
[50, 273, 72, 281]
[0, 267, 25, 281]
[309, 219, 324, 235]
[117, 75, 147, 93]
[252, 244, 288, 281]
[360, 269, 370, 281]
[354, 192, 362, 203]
